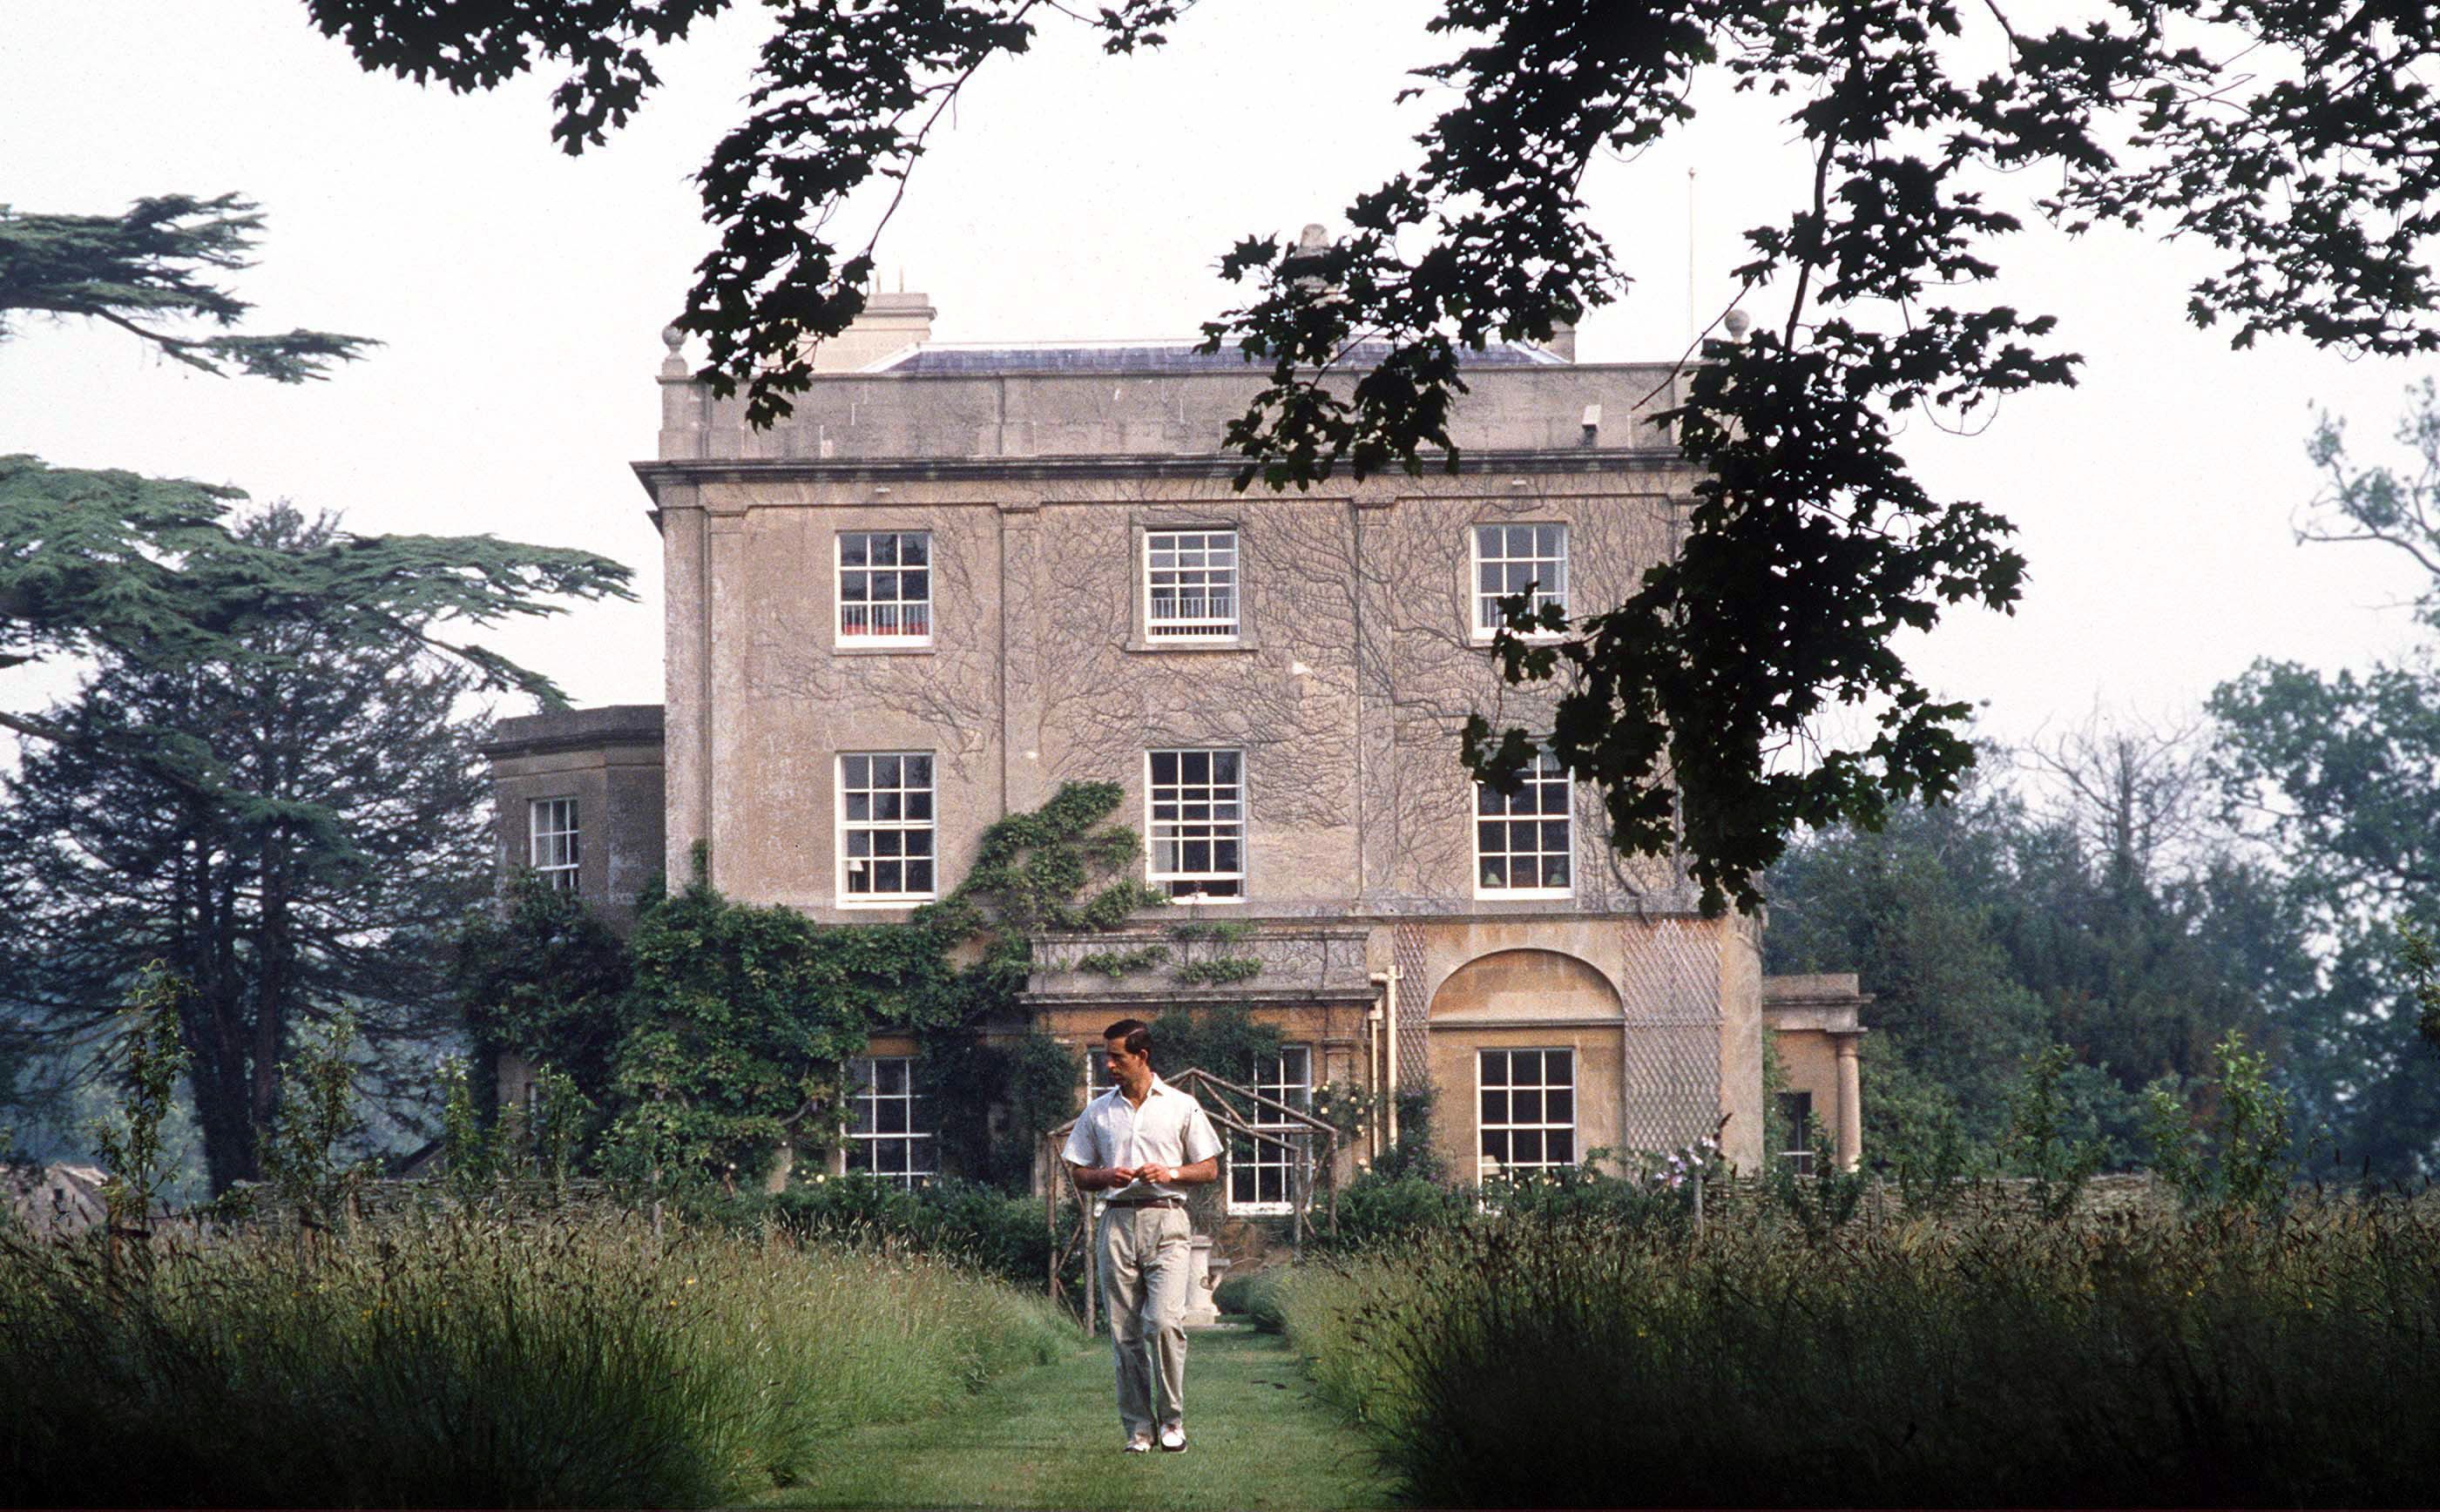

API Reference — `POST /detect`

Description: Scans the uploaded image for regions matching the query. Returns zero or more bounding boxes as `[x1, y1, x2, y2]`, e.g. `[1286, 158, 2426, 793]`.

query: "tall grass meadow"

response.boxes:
[1274, 1197, 2440, 1507]
[0, 1207, 1073, 1507]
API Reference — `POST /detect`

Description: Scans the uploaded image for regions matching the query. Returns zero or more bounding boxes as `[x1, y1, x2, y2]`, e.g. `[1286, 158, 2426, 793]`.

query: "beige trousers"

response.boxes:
[1098, 1203, 1193, 1441]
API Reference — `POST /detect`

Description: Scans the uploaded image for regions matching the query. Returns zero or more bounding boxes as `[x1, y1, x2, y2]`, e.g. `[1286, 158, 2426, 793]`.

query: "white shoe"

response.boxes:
[1124, 1435, 1152, 1454]
[1159, 1425, 1187, 1454]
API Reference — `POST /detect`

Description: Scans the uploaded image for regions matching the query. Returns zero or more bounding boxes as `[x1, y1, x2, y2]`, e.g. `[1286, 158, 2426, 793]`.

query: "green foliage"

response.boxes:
[0, 503, 620, 1192]
[700, 1172, 1078, 1295]
[1166, 921, 1254, 944]
[1281, 1200, 2440, 1507]
[1074, 945, 1166, 978]
[526, 1062, 596, 1189]
[0, 1209, 1073, 1506]
[88, 966, 191, 1253]
[451, 870, 636, 1108]
[1371, 1087, 1448, 1185]
[2407, 924, 2440, 1053]
[481, 782, 1151, 1192]
[1762, 1117, 1868, 1241]
[1146, 1002, 1282, 1097]
[0, 457, 632, 700]
[1307, 1080, 1376, 1137]
[1868, 1059, 1982, 1217]
[2144, 1031, 2299, 1215]
[1766, 780, 2049, 1151]
[1215, 1267, 1294, 1333]
[1767, 742, 2301, 1178]
[1317, 1170, 1476, 1255]
[2004, 1044, 2106, 1222]
[2212, 614, 2440, 1173]
[919, 1031, 1080, 1191]
[260, 1010, 375, 1238]
[436, 1056, 497, 1206]
[609, 870, 887, 1186]
[0, 193, 369, 381]
[1171, 956, 1263, 986]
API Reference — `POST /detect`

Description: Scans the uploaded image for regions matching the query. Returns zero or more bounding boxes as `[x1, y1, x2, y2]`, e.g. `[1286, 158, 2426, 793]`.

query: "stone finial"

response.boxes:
[660, 323, 690, 380]
[1723, 308, 1752, 341]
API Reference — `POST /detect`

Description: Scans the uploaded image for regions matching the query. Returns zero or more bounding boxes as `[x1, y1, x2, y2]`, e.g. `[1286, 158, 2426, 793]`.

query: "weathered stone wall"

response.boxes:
[483, 705, 666, 928]
[638, 338, 1765, 1195]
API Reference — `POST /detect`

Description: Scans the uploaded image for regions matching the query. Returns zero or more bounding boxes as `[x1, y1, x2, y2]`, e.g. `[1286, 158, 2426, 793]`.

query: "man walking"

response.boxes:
[1062, 1017, 1223, 1454]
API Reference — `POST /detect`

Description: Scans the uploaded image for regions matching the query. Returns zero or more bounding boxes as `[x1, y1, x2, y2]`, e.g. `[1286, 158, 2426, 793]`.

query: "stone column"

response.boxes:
[1835, 1036, 1863, 1171]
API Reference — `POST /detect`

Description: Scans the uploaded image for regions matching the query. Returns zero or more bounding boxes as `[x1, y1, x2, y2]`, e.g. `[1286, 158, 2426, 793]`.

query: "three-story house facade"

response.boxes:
[487, 289, 1871, 1216]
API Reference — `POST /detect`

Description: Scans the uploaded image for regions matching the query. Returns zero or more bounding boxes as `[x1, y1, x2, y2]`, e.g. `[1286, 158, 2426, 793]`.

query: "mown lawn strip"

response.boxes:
[765, 1326, 1390, 1510]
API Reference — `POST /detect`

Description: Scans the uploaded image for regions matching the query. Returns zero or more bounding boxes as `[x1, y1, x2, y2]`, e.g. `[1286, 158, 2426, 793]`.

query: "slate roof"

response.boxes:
[875, 339, 1566, 375]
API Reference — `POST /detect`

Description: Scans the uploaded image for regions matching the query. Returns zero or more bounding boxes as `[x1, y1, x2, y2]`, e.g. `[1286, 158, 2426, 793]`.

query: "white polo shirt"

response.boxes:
[1063, 1075, 1223, 1201]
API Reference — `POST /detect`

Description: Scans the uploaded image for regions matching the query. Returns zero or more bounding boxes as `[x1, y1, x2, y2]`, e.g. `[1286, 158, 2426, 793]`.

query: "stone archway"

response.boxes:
[1427, 947, 1621, 1020]
[1424, 948, 1622, 1180]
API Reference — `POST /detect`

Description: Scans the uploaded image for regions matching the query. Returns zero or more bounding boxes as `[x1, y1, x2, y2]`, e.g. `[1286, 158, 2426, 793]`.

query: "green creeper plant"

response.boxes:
[452, 869, 637, 1110]
[2403, 924, 2440, 1053]
[2144, 1030, 2296, 1214]
[260, 1009, 375, 1241]
[89, 964, 193, 1270]
[527, 1061, 597, 1191]
[437, 1055, 497, 1207]
[2004, 1044, 2106, 1223]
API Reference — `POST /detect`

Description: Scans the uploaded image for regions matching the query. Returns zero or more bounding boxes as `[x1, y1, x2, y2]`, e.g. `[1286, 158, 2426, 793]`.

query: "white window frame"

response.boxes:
[1470, 522, 1569, 643]
[846, 1055, 935, 1187]
[1144, 529, 1240, 641]
[1477, 1047, 1576, 1181]
[1085, 1046, 1112, 1105]
[1227, 1043, 1313, 1216]
[1146, 748, 1246, 901]
[836, 530, 934, 646]
[836, 752, 937, 906]
[1472, 749, 1573, 899]
[529, 797, 579, 891]
[1778, 1090, 1817, 1176]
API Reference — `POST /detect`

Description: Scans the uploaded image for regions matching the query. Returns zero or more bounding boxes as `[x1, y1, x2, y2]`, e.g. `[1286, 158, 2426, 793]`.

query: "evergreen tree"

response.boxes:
[0, 505, 496, 1192]
[1, 195, 629, 704]
[0, 193, 369, 381]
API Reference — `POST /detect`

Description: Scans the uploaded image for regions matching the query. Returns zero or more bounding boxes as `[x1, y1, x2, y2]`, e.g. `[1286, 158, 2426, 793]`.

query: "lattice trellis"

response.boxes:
[1612, 919, 1724, 1153]
[1392, 921, 1430, 1093]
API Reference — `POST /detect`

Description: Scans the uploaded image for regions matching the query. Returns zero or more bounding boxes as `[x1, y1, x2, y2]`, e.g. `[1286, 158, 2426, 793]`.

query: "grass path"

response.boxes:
[765, 1325, 1394, 1510]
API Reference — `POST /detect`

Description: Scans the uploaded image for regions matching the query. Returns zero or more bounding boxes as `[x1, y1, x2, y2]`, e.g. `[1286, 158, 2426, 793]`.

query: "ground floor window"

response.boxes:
[1478, 1047, 1574, 1179]
[1776, 1090, 1815, 1176]
[846, 1055, 933, 1187]
[1228, 1044, 1313, 1214]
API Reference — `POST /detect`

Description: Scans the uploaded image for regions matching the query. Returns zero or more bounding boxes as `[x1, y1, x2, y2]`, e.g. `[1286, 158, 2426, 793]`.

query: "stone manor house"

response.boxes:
[483, 289, 1867, 1216]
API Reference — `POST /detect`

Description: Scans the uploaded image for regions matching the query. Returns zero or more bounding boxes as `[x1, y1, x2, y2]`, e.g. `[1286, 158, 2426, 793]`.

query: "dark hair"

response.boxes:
[1103, 1018, 1152, 1060]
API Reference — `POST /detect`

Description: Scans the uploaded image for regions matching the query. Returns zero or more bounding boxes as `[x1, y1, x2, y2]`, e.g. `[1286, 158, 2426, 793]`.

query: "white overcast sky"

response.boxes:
[5, 0, 2437, 750]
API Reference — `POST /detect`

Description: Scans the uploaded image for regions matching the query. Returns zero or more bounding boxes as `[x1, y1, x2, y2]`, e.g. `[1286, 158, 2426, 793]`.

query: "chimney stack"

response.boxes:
[810, 289, 938, 373]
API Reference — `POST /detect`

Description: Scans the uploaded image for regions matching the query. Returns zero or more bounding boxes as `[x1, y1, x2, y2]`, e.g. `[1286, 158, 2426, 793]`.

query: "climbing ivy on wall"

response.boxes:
[1146, 1002, 1286, 1131]
[449, 869, 639, 1114]
[456, 783, 1159, 1189]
